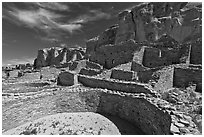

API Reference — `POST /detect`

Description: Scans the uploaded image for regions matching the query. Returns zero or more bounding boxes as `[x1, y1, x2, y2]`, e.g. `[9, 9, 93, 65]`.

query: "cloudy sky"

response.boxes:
[2, 2, 139, 66]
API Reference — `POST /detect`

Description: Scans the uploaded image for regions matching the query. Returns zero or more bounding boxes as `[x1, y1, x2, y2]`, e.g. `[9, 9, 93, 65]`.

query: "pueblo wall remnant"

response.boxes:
[98, 92, 171, 135]
[78, 75, 153, 94]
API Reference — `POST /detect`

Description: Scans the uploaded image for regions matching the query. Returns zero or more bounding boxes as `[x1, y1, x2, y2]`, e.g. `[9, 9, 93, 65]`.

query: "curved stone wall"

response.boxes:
[79, 90, 171, 135]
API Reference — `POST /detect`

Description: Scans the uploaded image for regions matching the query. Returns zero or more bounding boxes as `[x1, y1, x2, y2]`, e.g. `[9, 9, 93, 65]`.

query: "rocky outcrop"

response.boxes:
[115, 11, 135, 44]
[86, 2, 201, 45]
[34, 47, 84, 68]
[86, 2, 201, 70]
[86, 25, 118, 55]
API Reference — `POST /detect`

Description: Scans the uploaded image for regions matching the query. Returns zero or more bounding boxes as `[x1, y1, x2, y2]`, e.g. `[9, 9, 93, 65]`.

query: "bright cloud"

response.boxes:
[70, 9, 111, 24]
[37, 2, 70, 11]
[3, 3, 112, 42]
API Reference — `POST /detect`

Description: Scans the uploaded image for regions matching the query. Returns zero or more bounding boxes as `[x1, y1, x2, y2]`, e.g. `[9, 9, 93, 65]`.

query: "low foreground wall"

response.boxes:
[78, 75, 153, 94]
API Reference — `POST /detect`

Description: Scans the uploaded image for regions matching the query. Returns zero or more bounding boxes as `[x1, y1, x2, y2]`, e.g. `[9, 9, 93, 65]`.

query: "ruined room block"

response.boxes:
[190, 39, 202, 65]
[173, 67, 202, 92]
[79, 68, 101, 76]
[57, 71, 76, 86]
[85, 60, 103, 70]
[111, 69, 135, 81]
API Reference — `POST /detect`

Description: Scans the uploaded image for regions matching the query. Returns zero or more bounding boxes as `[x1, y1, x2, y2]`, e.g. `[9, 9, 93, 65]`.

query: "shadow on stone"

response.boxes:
[99, 113, 145, 135]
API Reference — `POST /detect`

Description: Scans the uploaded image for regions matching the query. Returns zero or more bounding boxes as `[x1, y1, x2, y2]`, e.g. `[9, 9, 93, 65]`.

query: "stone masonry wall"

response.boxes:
[98, 92, 171, 135]
[110, 69, 136, 81]
[89, 40, 142, 69]
[173, 67, 202, 92]
[85, 60, 103, 70]
[190, 39, 202, 65]
[78, 75, 152, 94]
[136, 67, 162, 83]
[79, 90, 171, 135]
[79, 68, 102, 76]
[57, 71, 75, 86]
[142, 47, 182, 68]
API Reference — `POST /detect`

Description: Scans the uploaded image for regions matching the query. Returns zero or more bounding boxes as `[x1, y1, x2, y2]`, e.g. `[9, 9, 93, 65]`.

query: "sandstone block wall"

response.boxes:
[34, 47, 85, 68]
[79, 90, 171, 135]
[57, 71, 75, 86]
[110, 69, 135, 81]
[137, 69, 156, 83]
[85, 60, 103, 70]
[179, 43, 191, 64]
[89, 40, 142, 69]
[142, 47, 180, 68]
[69, 61, 79, 71]
[173, 67, 202, 92]
[131, 61, 147, 72]
[79, 68, 101, 76]
[78, 75, 152, 94]
[190, 39, 202, 65]
[98, 92, 171, 134]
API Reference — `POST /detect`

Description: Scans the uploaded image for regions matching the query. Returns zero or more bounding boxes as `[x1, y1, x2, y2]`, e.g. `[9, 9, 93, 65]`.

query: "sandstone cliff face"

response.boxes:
[87, 2, 201, 48]
[86, 2, 201, 69]
[34, 47, 84, 68]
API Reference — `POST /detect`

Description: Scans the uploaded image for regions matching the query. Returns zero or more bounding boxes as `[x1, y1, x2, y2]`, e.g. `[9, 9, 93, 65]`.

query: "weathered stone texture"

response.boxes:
[98, 93, 171, 135]
[190, 39, 202, 65]
[85, 60, 103, 70]
[57, 71, 75, 86]
[142, 47, 181, 68]
[89, 40, 142, 69]
[173, 67, 202, 92]
[154, 67, 174, 93]
[98, 25, 118, 47]
[86, 37, 99, 54]
[115, 11, 135, 44]
[137, 67, 161, 83]
[111, 69, 136, 81]
[131, 62, 147, 72]
[79, 68, 101, 76]
[34, 47, 84, 68]
[68, 61, 79, 71]
[78, 75, 152, 94]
